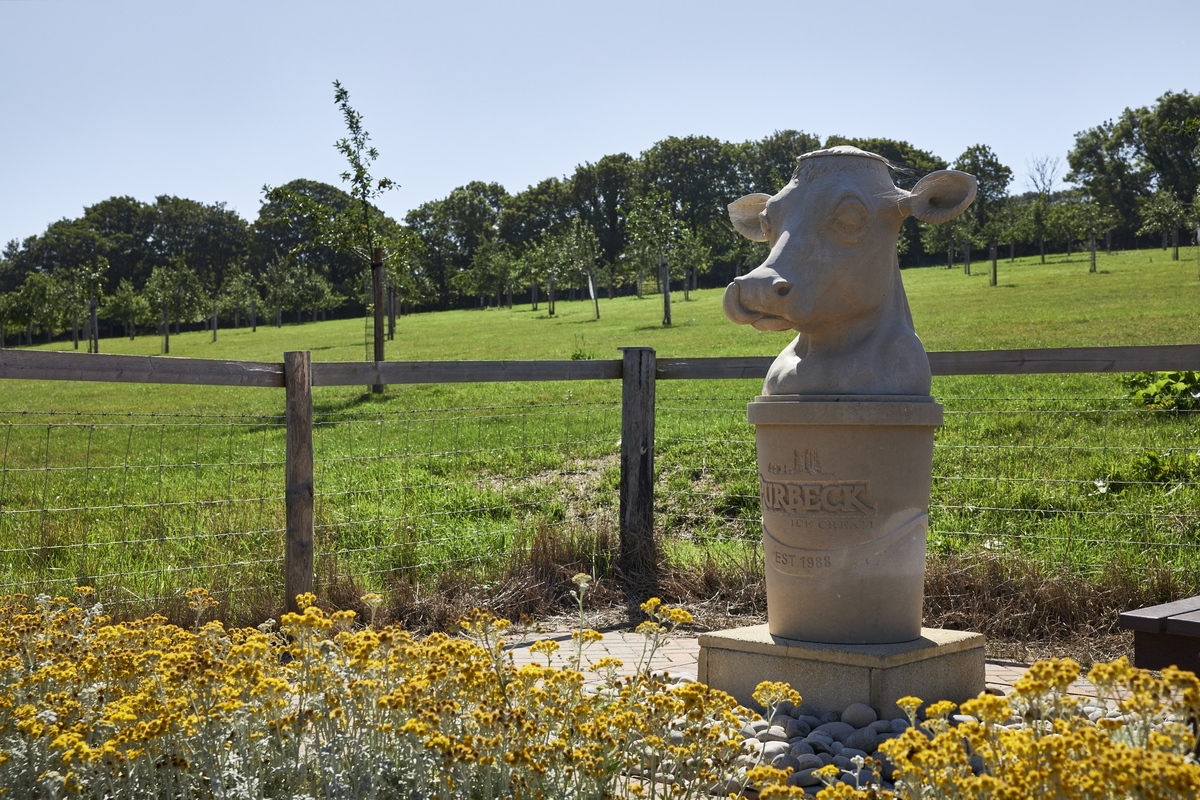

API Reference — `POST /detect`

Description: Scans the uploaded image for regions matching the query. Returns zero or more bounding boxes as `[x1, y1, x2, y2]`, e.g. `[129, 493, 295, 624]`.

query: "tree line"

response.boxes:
[1, 90, 1197, 347]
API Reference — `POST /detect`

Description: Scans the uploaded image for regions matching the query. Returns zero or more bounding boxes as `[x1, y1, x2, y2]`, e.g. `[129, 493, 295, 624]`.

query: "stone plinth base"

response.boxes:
[697, 625, 985, 720]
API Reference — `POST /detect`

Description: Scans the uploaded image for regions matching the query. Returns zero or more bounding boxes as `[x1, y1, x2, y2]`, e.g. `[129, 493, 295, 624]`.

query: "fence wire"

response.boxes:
[655, 394, 1200, 580]
[2, 391, 1197, 614]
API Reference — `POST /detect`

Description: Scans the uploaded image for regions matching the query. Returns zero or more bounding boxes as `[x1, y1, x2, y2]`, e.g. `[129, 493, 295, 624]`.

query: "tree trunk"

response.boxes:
[1089, 230, 1097, 273]
[1039, 235, 1045, 264]
[588, 269, 600, 320]
[548, 276, 556, 316]
[989, 242, 997, 287]
[251, 300, 257, 332]
[608, 268, 614, 300]
[1105, 230, 1112, 255]
[1172, 227, 1179, 261]
[1009, 242, 1015, 262]
[162, 307, 170, 354]
[637, 263, 644, 298]
[683, 266, 690, 301]
[387, 286, 396, 339]
[531, 282, 538, 311]
[212, 301, 218, 342]
[73, 313, 79, 349]
[947, 241, 953, 269]
[90, 292, 98, 353]
[276, 303, 282, 328]
[1162, 231, 1169, 251]
[660, 257, 671, 326]
[506, 283, 512, 309]
[964, 240, 971, 275]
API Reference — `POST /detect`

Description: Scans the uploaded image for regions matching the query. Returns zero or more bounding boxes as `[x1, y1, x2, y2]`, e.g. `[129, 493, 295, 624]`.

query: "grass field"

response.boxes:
[0, 247, 1198, 638]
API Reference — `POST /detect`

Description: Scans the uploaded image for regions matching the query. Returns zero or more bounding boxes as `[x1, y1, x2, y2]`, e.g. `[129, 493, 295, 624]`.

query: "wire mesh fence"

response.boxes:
[0, 410, 286, 612]
[2, 388, 1198, 615]
[0, 401, 623, 614]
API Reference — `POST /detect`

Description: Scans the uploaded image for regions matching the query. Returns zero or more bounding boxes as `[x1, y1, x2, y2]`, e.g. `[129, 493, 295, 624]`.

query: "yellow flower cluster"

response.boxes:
[748, 656, 1200, 799]
[3, 589, 1200, 799]
[0, 590, 744, 799]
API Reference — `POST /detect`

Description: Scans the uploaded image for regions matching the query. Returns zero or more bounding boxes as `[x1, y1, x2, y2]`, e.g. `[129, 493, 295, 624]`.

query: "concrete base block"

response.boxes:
[698, 625, 985, 720]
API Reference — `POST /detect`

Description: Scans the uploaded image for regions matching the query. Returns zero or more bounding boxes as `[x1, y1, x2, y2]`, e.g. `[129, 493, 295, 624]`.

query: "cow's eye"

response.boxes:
[831, 199, 867, 235]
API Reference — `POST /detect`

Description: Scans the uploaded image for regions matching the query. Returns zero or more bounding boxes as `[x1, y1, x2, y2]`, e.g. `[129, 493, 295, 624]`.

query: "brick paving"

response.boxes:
[506, 629, 1102, 699]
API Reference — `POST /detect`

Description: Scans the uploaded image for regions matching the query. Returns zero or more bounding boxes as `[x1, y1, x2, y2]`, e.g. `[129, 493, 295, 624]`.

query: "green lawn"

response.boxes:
[0, 247, 1197, 617]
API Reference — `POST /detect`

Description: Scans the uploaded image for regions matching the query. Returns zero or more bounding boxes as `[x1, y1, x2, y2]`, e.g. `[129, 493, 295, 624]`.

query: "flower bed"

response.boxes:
[2, 584, 1199, 798]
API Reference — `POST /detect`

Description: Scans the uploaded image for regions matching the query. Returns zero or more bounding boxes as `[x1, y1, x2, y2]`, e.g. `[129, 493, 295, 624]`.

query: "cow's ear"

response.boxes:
[728, 193, 772, 242]
[901, 170, 977, 224]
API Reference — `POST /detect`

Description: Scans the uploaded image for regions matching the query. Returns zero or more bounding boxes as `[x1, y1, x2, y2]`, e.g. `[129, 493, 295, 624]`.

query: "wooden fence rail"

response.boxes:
[3, 343, 1199, 606]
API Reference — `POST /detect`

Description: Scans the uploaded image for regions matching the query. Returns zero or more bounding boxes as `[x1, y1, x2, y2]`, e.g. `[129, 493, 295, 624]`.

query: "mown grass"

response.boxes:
[0, 247, 1197, 630]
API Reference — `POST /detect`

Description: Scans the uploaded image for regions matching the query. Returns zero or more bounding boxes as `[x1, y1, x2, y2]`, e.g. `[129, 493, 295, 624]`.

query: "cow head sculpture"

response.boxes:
[724, 146, 976, 396]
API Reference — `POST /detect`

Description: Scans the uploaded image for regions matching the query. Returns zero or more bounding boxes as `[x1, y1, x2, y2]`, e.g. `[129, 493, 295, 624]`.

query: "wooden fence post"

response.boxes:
[284, 350, 314, 613]
[619, 346, 658, 592]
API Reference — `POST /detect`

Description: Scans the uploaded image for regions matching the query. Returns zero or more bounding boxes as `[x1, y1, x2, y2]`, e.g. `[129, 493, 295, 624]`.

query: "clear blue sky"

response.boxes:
[1, 0, 1196, 248]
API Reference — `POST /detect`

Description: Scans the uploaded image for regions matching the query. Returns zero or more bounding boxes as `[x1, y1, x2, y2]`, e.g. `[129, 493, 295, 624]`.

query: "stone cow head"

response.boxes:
[724, 146, 975, 396]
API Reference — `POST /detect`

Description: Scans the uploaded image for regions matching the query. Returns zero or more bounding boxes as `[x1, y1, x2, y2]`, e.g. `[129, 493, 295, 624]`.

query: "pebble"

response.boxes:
[820, 711, 840, 724]
[789, 741, 814, 756]
[841, 702, 878, 728]
[772, 753, 802, 772]
[814, 721, 856, 743]
[787, 768, 821, 787]
[757, 725, 790, 743]
[891, 718, 910, 733]
[785, 718, 810, 739]
[869, 720, 894, 734]
[793, 753, 824, 771]
[827, 741, 843, 756]
[951, 714, 979, 726]
[844, 726, 878, 754]
[762, 741, 790, 760]
[840, 747, 869, 760]
[799, 714, 823, 728]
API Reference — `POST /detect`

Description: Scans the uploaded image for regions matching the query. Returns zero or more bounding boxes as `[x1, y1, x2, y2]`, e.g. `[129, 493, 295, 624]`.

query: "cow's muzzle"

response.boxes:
[723, 279, 795, 331]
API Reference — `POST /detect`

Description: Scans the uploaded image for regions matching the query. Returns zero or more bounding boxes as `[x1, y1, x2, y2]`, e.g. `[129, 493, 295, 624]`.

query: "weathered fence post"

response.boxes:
[619, 346, 657, 592]
[284, 350, 314, 613]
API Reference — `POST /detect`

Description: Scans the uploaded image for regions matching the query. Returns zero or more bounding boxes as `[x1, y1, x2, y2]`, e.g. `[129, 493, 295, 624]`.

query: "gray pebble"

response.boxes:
[820, 711, 840, 724]
[750, 719, 770, 733]
[772, 753, 802, 773]
[799, 715, 823, 728]
[785, 718, 810, 739]
[793, 753, 824, 771]
[840, 747, 869, 760]
[777, 699, 795, 715]
[869, 720, 894, 734]
[951, 714, 979, 726]
[818, 752, 834, 766]
[787, 768, 821, 787]
[841, 702, 878, 729]
[814, 721, 856, 743]
[762, 741, 790, 760]
[832, 755, 855, 770]
[738, 724, 757, 739]
[890, 718, 910, 733]
[790, 741, 815, 756]
[969, 754, 985, 774]
[844, 727, 878, 754]
[757, 725, 790, 743]
[803, 738, 831, 755]
[667, 730, 684, 746]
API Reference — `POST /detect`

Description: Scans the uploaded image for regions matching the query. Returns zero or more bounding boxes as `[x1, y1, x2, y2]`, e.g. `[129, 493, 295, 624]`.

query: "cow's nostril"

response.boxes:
[775, 284, 791, 297]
